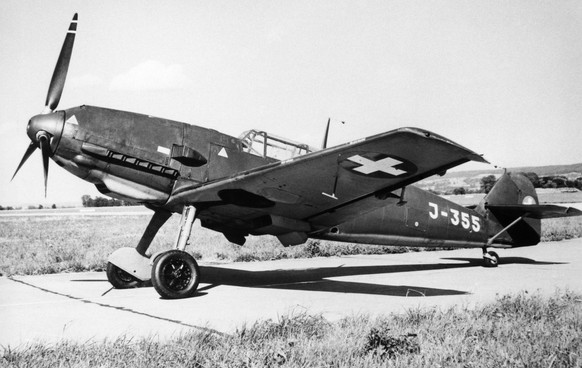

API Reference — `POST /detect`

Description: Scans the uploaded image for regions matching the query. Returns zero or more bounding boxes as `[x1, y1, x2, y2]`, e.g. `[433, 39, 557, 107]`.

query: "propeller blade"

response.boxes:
[39, 135, 51, 197]
[44, 13, 78, 113]
[11, 142, 38, 181]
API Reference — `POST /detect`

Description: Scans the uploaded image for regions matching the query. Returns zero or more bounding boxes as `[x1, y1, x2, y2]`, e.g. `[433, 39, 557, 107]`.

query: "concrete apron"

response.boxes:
[1, 238, 582, 349]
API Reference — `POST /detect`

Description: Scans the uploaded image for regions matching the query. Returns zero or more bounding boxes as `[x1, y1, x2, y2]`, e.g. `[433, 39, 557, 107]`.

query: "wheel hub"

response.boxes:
[151, 250, 200, 299]
[164, 260, 192, 290]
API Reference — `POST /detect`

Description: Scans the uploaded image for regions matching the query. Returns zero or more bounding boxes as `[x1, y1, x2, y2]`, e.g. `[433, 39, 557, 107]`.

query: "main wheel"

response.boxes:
[483, 251, 500, 268]
[106, 262, 141, 288]
[151, 250, 200, 299]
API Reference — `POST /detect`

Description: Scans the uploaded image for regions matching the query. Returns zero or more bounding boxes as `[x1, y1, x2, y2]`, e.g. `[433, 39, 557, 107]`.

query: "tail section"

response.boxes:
[476, 172, 582, 247]
[477, 172, 541, 247]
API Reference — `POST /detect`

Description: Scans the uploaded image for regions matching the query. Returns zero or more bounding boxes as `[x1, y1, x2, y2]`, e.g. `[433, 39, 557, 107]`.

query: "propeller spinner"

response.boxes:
[12, 14, 77, 196]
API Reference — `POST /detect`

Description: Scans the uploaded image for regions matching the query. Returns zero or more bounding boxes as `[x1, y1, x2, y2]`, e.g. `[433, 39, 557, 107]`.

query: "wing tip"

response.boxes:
[398, 127, 488, 164]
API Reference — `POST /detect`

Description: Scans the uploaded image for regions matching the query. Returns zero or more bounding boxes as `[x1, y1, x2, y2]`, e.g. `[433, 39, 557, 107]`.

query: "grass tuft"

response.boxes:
[237, 311, 331, 343]
[363, 323, 420, 359]
[2, 291, 582, 367]
[542, 216, 582, 241]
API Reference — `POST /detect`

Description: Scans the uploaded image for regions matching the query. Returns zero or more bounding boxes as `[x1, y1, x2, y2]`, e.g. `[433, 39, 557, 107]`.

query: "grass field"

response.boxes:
[1, 212, 581, 277]
[0, 213, 414, 277]
[2, 290, 581, 367]
[542, 216, 582, 242]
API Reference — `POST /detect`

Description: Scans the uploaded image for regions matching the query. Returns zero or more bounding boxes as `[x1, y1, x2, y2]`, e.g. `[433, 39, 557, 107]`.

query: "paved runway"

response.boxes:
[1, 239, 582, 349]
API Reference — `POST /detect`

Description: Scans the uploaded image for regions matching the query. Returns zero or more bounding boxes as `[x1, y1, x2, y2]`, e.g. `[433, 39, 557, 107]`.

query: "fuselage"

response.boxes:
[314, 185, 489, 248]
[44, 105, 508, 250]
[51, 105, 277, 207]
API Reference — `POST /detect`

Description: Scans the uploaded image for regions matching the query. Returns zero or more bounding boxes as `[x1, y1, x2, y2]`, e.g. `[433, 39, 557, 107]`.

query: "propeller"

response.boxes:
[11, 13, 77, 196]
[45, 13, 78, 114]
[39, 134, 51, 197]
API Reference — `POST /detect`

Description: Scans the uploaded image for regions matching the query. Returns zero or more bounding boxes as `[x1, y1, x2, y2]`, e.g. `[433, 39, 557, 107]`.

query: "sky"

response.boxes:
[1, 0, 581, 207]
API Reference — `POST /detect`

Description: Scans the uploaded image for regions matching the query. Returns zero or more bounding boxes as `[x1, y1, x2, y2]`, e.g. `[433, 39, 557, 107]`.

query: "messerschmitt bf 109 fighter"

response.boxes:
[13, 14, 582, 299]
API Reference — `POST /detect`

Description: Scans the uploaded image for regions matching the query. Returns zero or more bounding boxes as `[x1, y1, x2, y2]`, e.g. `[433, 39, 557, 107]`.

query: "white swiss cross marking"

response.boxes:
[347, 155, 407, 176]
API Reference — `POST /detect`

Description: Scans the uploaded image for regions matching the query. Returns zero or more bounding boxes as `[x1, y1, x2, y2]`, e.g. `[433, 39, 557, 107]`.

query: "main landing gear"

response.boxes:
[151, 249, 200, 299]
[482, 248, 500, 268]
[106, 205, 201, 299]
[106, 262, 142, 289]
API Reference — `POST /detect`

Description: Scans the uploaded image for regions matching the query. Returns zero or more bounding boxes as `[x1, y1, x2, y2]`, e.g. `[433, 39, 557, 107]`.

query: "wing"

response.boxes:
[168, 127, 487, 241]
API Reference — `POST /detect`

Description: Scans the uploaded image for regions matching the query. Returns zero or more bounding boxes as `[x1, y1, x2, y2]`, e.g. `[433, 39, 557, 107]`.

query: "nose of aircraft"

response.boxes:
[26, 111, 65, 152]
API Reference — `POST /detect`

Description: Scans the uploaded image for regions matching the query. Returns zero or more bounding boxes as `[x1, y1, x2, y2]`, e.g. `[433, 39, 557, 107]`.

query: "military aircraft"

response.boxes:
[13, 14, 582, 299]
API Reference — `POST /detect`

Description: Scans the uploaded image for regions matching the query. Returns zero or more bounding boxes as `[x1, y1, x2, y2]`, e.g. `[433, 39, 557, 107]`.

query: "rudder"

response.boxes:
[476, 172, 541, 247]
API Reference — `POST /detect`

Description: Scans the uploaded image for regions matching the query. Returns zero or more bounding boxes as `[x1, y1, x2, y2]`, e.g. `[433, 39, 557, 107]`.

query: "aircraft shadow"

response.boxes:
[66, 256, 565, 298]
[442, 257, 568, 266]
[199, 263, 466, 297]
[197, 255, 565, 298]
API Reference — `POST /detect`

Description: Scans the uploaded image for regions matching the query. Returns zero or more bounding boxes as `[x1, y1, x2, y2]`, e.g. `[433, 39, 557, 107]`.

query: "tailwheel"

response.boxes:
[106, 262, 142, 289]
[483, 251, 500, 268]
[151, 250, 200, 299]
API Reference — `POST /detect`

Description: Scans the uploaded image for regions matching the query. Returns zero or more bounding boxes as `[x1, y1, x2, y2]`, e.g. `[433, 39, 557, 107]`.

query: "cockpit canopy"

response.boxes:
[239, 130, 317, 161]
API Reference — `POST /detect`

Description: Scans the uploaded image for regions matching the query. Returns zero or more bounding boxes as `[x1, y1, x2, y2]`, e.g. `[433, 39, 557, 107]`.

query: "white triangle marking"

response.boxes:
[218, 147, 228, 158]
[66, 115, 79, 125]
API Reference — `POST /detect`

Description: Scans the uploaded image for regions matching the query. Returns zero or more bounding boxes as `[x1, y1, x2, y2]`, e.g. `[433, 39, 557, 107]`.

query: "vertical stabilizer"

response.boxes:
[476, 172, 541, 246]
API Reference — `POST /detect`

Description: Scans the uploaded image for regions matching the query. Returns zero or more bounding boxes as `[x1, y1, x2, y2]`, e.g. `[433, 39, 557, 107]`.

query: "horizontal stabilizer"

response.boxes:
[486, 204, 582, 220]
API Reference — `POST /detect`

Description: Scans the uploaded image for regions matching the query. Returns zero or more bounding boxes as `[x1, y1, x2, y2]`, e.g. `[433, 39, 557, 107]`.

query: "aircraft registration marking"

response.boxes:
[346, 155, 407, 176]
[429, 202, 481, 232]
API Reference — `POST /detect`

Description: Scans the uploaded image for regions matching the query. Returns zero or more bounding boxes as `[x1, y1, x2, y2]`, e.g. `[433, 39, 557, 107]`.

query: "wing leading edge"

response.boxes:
[167, 127, 487, 241]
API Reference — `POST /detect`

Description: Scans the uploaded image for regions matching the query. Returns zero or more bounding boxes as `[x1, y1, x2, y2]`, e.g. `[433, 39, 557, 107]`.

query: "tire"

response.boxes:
[484, 251, 500, 268]
[151, 250, 200, 299]
[106, 262, 141, 289]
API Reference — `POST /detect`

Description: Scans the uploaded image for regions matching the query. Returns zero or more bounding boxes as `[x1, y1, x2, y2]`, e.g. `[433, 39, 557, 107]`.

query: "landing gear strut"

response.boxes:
[151, 205, 200, 299]
[106, 208, 172, 286]
[106, 205, 201, 299]
[482, 248, 500, 267]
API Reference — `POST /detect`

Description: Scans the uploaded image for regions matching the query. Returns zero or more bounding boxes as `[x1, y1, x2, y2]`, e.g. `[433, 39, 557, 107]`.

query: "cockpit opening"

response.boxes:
[239, 130, 317, 160]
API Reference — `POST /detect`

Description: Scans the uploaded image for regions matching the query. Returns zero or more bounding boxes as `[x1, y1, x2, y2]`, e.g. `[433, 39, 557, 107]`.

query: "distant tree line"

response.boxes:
[480, 175, 497, 194]
[81, 195, 137, 207]
[442, 175, 497, 195]
[449, 172, 582, 195]
[28, 204, 58, 209]
[521, 172, 582, 190]
[0, 204, 57, 211]
[1, 196, 137, 210]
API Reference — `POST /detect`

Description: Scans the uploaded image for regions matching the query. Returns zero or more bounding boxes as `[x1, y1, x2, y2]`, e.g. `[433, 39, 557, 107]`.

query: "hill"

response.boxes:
[417, 162, 582, 193]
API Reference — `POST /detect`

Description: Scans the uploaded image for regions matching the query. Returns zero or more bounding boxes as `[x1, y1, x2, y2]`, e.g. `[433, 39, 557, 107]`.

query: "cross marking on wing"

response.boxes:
[346, 155, 407, 176]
